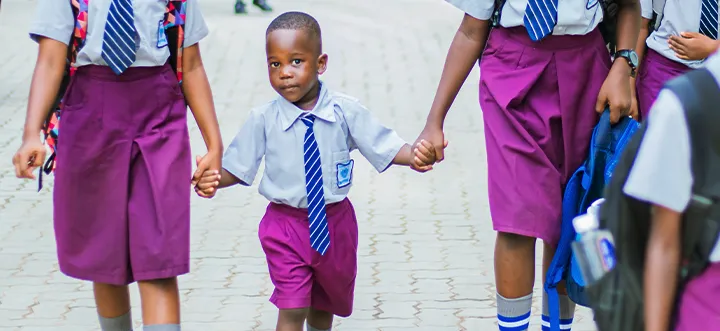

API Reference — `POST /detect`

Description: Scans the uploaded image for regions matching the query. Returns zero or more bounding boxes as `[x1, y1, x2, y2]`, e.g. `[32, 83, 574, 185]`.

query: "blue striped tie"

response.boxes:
[700, 0, 719, 39]
[301, 114, 330, 255]
[101, 0, 137, 75]
[523, 0, 559, 41]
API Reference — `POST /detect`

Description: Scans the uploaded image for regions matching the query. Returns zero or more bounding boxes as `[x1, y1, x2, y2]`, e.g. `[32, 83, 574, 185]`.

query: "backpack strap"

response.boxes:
[163, 0, 187, 84]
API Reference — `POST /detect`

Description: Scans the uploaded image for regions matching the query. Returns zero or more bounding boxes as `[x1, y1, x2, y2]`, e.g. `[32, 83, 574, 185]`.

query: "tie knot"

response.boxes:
[301, 113, 315, 128]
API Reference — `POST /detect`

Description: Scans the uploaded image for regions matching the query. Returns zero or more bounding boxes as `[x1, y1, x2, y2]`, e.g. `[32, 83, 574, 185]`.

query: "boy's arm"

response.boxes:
[644, 205, 682, 331]
[183, 44, 224, 179]
[418, 13, 491, 160]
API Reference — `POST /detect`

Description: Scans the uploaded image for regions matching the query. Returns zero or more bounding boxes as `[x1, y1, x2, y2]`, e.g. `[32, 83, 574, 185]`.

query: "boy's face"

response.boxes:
[266, 29, 327, 109]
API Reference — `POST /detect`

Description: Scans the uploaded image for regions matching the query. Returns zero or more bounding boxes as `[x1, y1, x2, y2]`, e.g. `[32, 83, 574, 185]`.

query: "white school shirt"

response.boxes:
[28, 0, 209, 67]
[221, 83, 407, 209]
[641, 0, 720, 69]
[623, 52, 720, 261]
[446, 0, 604, 36]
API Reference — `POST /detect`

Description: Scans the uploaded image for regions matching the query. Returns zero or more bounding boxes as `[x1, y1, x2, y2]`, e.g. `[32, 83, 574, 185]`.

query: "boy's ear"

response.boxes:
[317, 53, 328, 75]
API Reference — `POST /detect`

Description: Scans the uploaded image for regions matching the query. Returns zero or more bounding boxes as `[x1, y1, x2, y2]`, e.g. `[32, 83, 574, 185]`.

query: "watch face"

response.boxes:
[629, 51, 639, 67]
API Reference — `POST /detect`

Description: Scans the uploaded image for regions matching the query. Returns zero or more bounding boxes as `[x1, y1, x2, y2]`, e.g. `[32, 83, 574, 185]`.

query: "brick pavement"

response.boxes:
[0, 0, 596, 330]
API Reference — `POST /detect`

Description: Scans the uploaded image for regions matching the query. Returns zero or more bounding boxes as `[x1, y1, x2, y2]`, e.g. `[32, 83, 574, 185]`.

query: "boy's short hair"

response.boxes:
[266, 11, 322, 53]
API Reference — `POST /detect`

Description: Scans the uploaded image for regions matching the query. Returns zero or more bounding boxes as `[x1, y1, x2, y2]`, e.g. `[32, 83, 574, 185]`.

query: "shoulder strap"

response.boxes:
[164, 0, 187, 84]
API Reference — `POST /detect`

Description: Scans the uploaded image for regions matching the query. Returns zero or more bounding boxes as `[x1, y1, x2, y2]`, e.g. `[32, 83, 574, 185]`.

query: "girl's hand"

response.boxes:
[414, 125, 448, 163]
[194, 168, 221, 198]
[669, 32, 720, 61]
[191, 152, 221, 195]
[12, 137, 46, 179]
[596, 60, 633, 124]
[410, 139, 438, 173]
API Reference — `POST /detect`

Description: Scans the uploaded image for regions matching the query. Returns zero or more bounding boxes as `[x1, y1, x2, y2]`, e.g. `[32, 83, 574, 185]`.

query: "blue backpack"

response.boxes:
[543, 109, 640, 331]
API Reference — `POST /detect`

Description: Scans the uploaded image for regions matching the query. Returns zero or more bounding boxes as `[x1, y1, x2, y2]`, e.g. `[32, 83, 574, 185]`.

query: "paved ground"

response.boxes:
[0, 0, 597, 330]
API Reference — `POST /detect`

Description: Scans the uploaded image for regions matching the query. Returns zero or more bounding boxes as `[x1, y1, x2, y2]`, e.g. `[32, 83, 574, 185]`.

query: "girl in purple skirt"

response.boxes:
[624, 51, 720, 331]
[416, 1, 640, 330]
[11, 0, 222, 330]
[633, 0, 720, 120]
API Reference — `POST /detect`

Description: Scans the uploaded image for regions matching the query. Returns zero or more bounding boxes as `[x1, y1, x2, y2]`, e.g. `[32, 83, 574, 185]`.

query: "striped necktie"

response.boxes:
[523, 0, 559, 41]
[101, 0, 137, 75]
[700, 0, 719, 39]
[301, 114, 331, 255]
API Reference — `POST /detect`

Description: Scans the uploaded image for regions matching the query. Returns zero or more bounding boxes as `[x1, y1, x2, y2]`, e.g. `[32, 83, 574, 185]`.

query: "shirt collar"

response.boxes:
[278, 82, 336, 131]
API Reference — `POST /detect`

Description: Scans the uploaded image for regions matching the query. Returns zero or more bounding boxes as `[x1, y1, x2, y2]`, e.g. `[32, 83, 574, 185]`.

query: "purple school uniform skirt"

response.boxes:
[53, 64, 191, 285]
[636, 49, 691, 120]
[479, 27, 610, 245]
[259, 198, 359, 317]
[675, 262, 720, 330]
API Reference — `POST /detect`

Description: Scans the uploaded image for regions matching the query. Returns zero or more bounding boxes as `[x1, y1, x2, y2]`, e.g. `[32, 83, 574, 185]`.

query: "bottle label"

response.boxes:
[597, 238, 616, 271]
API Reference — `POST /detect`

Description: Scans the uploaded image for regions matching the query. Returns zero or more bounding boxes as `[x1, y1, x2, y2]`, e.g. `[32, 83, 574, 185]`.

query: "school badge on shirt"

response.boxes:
[336, 160, 354, 188]
[157, 20, 168, 48]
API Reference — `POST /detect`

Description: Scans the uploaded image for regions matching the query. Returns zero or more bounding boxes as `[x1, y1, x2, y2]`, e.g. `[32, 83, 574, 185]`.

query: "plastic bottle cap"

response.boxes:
[573, 213, 599, 233]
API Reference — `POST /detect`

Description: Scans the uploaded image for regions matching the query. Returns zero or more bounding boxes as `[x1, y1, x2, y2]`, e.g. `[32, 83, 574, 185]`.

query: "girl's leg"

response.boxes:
[494, 232, 536, 331]
[138, 277, 181, 329]
[93, 283, 133, 331]
[307, 308, 333, 330]
[277, 308, 308, 331]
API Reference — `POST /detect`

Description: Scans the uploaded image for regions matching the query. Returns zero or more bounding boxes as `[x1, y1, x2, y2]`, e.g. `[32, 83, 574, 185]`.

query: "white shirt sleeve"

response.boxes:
[623, 90, 694, 213]
[222, 108, 266, 186]
[445, 0, 496, 20]
[341, 100, 407, 173]
[640, 0, 654, 19]
[29, 0, 74, 45]
[183, 0, 210, 47]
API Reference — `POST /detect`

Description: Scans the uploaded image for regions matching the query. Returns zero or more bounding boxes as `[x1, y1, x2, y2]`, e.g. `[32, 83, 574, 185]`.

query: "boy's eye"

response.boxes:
[292, 59, 302, 65]
[270, 62, 280, 68]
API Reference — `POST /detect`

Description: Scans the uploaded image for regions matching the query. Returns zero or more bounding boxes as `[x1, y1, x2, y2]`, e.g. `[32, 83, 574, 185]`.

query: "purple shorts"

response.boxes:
[675, 262, 720, 330]
[636, 49, 690, 120]
[259, 199, 359, 317]
[479, 27, 610, 245]
[53, 64, 191, 285]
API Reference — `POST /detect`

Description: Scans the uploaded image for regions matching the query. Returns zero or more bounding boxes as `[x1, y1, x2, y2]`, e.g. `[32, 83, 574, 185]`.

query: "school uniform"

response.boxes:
[637, 0, 719, 119]
[447, 0, 611, 246]
[29, 0, 208, 285]
[222, 82, 406, 317]
[624, 52, 720, 331]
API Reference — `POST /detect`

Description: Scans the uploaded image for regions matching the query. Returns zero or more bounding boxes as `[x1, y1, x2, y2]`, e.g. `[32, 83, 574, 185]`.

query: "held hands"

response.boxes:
[192, 152, 221, 198]
[410, 137, 449, 173]
[669, 32, 720, 61]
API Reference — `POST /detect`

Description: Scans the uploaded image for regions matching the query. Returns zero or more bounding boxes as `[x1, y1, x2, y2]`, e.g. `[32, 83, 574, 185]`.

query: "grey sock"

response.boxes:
[307, 322, 330, 331]
[542, 292, 576, 324]
[497, 292, 532, 331]
[98, 311, 133, 331]
[143, 324, 181, 331]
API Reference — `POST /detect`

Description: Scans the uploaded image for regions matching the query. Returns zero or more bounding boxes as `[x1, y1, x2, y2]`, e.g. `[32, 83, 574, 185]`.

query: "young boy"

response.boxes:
[624, 51, 720, 331]
[195, 11, 440, 331]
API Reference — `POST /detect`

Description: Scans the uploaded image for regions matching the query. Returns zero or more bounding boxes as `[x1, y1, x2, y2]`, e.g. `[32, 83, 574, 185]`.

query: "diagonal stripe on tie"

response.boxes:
[301, 114, 330, 255]
[700, 0, 719, 39]
[523, 0, 559, 41]
[102, 0, 137, 75]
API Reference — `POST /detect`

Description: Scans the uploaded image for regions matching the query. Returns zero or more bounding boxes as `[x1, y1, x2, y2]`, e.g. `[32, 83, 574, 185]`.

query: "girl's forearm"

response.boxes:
[427, 14, 490, 128]
[24, 38, 68, 141]
[182, 44, 223, 154]
[644, 205, 682, 331]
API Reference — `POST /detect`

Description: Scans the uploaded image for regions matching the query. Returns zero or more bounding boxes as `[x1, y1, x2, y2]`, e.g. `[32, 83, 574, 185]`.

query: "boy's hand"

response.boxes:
[669, 32, 720, 61]
[192, 155, 221, 198]
[410, 139, 447, 173]
[596, 60, 632, 124]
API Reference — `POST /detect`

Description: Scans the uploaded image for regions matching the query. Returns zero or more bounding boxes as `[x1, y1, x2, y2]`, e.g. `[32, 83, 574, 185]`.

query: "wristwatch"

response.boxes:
[615, 49, 639, 78]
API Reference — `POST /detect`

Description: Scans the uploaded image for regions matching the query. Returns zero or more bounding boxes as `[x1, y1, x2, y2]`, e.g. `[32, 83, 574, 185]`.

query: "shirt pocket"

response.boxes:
[330, 151, 354, 195]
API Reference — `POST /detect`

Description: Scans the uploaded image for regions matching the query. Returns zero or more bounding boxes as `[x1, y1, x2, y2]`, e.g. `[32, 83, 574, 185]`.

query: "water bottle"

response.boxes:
[571, 198, 616, 285]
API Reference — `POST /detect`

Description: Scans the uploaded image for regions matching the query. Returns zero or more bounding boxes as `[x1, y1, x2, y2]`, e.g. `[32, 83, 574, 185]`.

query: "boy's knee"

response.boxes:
[307, 308, 333, 330]
[497, 232, 536, 250]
